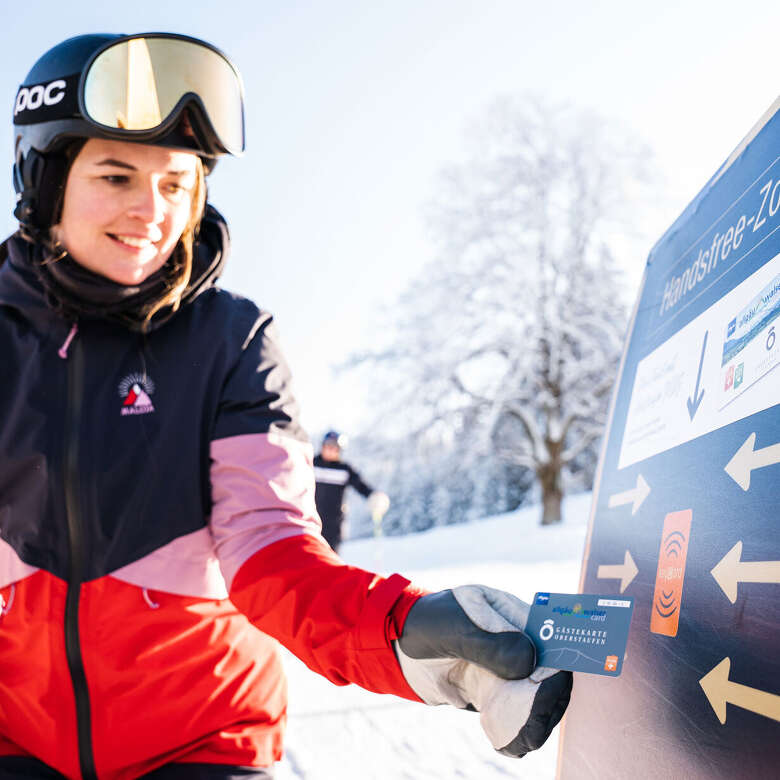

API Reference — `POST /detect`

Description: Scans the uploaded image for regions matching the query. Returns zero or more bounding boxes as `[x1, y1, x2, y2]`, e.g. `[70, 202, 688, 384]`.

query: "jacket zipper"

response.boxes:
[63, 337, 98, 780]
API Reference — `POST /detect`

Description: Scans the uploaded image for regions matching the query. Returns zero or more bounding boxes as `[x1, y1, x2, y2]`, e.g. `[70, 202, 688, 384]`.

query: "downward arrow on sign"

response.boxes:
[686, 330, 708, 421]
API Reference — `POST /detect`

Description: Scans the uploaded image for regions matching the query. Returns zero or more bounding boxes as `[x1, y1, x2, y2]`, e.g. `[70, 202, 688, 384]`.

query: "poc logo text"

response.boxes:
[15, 80, 67, 115]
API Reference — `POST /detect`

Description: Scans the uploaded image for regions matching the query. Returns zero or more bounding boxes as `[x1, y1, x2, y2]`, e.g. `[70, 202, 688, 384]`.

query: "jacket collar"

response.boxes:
[0, 204, 230, 332]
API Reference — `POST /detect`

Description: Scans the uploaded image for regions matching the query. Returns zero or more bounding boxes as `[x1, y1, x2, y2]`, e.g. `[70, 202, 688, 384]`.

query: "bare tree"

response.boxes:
[347, 96, 654, 525]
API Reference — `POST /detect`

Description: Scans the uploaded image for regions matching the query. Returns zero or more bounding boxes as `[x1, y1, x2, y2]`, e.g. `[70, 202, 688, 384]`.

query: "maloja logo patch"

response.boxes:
[14, 80, 67, 115]
[119, 373, 155, 416]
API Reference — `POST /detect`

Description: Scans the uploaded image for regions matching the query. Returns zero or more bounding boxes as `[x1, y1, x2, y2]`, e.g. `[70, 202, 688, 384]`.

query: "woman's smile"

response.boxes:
[107, 233, 160, 251]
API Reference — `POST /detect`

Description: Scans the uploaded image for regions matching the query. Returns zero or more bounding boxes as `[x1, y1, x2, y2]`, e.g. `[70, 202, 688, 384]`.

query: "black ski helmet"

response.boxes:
[12, 32, 245, 235]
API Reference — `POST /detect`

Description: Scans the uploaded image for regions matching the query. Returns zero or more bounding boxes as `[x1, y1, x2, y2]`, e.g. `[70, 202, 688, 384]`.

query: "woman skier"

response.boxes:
[0, 32, 572, 779]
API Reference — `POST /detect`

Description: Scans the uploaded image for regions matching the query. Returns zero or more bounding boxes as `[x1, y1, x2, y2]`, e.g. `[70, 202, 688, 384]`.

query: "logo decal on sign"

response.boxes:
[650, 509, 692, 637]
[724, 364, 734, 391]
[118, 373, 155, 416]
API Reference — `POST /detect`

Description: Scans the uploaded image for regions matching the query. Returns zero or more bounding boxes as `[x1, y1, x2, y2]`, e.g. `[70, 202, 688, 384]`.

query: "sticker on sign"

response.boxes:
[619, 252, 780, 469]
[718, 270, 780, 409]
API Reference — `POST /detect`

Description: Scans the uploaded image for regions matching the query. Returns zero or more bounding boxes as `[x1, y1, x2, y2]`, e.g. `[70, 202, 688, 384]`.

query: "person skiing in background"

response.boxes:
[0, 32, 572, 779]
[313, 430, 390, 552]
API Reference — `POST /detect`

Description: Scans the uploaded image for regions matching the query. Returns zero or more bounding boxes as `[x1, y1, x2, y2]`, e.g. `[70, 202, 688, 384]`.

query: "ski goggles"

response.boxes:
[80, 33, 245, 156]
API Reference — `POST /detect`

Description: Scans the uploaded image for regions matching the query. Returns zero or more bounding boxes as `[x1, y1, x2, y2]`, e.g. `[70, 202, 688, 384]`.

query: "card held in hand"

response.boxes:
[526, 592, 635, 677]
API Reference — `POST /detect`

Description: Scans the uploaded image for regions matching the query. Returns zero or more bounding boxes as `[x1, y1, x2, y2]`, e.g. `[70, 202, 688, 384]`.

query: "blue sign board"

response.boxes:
[558, 100, 780, 778]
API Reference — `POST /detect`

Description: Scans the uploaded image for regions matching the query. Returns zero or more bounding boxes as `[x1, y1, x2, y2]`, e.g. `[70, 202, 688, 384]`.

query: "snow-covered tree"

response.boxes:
[342, 428, 532, 539]
[346, 96, 655, 525]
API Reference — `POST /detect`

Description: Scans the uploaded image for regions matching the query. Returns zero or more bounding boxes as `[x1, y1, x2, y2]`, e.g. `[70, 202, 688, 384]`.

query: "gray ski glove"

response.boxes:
[395, 584, 572, 757]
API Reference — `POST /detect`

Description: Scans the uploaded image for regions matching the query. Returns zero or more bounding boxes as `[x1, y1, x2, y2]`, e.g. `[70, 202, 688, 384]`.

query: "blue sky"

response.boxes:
[1, 0, 778, 434]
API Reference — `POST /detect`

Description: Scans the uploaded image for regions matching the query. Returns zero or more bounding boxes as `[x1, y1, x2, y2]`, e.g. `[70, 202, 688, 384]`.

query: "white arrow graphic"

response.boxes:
[711, 541, 780, 604]
[597, 550, 638, 593]
[607, 474, 650, 515]
[724, 432, 780, 491]
[699, 657, 780, 725]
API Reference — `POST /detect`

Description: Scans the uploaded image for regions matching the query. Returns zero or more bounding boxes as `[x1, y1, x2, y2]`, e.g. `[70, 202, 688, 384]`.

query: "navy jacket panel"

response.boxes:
[0, 236, 304, 582]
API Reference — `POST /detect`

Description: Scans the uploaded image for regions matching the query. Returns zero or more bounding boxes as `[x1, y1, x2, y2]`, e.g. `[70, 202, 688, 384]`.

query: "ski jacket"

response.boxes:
[0, 227, 423, 780]
[312, 456, 373, 548]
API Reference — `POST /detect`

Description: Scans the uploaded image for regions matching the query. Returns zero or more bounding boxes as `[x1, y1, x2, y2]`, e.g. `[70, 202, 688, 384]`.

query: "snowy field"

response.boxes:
[275, 493, 592, 780]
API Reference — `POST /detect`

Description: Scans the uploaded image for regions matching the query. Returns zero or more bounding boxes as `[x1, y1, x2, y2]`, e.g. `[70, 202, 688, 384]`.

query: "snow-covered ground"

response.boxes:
[275, 493, 592, 780]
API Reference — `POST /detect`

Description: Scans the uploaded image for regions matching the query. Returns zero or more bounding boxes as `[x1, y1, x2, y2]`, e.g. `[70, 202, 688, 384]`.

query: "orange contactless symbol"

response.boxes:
[604, 655, 618, 672]
[650, 509, 692, 637]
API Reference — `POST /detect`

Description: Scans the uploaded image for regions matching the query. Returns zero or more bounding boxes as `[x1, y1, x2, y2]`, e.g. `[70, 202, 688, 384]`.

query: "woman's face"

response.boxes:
[54, 138, 199, 285]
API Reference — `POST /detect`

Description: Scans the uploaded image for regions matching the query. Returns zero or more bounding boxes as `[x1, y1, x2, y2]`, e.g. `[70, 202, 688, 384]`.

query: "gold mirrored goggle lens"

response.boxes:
[83, 37, 244, 153]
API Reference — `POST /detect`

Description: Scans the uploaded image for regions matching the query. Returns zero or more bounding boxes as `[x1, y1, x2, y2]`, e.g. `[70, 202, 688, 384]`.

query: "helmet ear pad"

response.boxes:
[14, 140, 85, 236]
